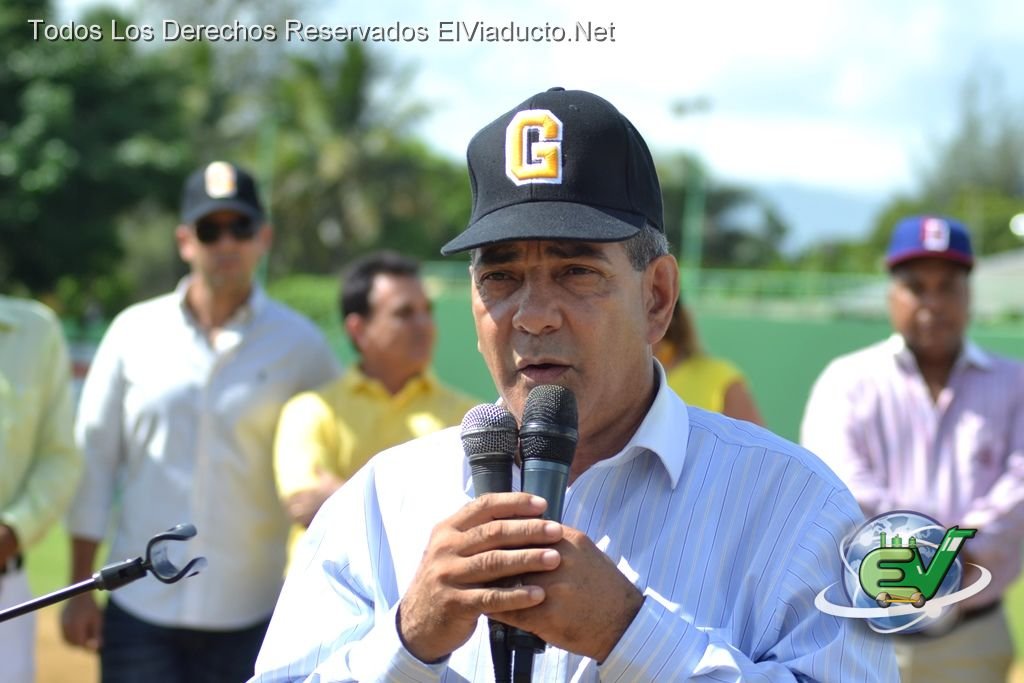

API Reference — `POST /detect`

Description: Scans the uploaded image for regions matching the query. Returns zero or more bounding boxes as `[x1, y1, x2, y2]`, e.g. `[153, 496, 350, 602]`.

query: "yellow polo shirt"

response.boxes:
[665, 354, 745, 414]
[0, 296, 82, 549]
[274, 366, 479, 558]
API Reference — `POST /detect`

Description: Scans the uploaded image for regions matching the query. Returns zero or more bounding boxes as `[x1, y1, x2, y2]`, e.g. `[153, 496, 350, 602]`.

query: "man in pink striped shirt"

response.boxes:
[801, 215, 1023, 683]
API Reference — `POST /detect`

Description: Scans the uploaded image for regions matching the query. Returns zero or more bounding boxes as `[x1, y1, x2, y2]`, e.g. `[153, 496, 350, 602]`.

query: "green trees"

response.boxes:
[0, 0, 190, 312]
[660, 154, 789, 270]
[265, 45, 470, 277]
[824, 75, 1024, 272]
[1, 4, 471, 316]
[871, 77, 1024, 259]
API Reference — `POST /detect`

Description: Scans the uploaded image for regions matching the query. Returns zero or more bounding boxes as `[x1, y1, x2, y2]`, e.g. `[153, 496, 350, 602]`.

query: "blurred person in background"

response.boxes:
[0, 295, 83, 683]
[655, 299, 764, 425]
[801, 215, 1023, 683]
[274, 250, 478, 563]
[60, 161, 340, 683]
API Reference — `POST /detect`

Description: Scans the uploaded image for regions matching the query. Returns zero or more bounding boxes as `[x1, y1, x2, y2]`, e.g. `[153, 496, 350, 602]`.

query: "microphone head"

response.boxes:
[460, 403, 519, 458]
[462, 404, 518, 497]
[520, 385, 578, 466]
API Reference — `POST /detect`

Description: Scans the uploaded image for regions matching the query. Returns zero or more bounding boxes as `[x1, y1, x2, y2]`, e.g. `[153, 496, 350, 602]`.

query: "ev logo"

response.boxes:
[859, 526, 974, 609]
[505, 109, 563, 185]
[815, 511, 992, 634]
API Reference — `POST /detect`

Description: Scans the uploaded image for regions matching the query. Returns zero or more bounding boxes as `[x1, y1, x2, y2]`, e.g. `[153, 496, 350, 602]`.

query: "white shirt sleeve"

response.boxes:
[800, 360, 892, 518]
[66, 314, 128, 541]
[251, 466, 447, 682]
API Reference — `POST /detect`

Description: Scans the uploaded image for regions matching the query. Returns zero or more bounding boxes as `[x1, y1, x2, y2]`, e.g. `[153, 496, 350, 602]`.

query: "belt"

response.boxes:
[896, 599, 1002, 639]
[959, 599, 1001, 625]
[0, 553, 24, 576]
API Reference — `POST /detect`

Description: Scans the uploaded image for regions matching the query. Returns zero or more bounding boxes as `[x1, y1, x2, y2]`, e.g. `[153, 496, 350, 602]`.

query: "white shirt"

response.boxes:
[68, 280, 341, 629]
[253, 367, 897, 681]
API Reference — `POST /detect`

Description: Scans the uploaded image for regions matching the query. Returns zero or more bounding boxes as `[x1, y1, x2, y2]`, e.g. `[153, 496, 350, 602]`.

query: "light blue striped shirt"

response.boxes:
[252, 372, 897, 681]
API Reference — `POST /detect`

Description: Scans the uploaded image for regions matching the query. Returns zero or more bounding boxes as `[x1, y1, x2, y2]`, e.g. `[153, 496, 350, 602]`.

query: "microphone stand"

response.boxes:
[512, 648, 536, 682]
[0, 523, 206, 624]
[489, 618, 512, 683]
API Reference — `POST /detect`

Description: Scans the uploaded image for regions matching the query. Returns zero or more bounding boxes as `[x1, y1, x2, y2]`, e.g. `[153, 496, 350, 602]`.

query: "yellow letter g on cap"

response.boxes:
[505, 110, 563, 185]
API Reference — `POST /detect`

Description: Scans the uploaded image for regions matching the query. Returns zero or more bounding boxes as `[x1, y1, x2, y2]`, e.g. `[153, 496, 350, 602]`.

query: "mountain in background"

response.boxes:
[753, 182, 888, 255]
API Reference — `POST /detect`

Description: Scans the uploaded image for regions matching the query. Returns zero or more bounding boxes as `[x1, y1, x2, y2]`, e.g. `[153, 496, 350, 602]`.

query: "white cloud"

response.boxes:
[54, 0, 1023, 198]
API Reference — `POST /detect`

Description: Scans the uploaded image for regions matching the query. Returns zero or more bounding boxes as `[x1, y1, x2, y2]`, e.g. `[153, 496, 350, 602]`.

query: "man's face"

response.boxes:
[352, 274, 436, 377]
[176, 210, 269, 290]
[471, 239, 675, 441]
[888, 258, 970, 365]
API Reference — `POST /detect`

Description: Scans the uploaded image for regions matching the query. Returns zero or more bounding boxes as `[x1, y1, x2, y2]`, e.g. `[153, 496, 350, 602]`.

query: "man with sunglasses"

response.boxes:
[61, 161, 341, 683]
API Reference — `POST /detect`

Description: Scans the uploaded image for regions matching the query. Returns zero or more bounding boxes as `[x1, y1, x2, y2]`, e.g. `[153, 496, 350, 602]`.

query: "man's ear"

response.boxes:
[344, 313, 365, 352]
[644, 254, 679, 346]
[257, 223, 273, 251]
[175, 225, 194, 262]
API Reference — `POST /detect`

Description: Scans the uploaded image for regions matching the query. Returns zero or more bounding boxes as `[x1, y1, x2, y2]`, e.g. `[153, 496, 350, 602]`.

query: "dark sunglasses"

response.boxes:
[194, 216, 258, 244]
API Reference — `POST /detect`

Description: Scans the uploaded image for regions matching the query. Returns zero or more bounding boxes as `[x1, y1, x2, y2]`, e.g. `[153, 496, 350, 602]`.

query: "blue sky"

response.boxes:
[56, 0, 1024, 250]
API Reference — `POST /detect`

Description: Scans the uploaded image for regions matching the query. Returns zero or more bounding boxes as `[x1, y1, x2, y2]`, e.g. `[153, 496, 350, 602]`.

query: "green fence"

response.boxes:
[411, 270, 1024, 442]
[69, 268, 1024, 442]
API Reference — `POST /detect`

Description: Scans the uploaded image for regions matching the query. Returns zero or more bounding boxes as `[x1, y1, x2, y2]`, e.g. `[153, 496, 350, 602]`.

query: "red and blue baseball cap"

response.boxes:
[885, 215, 974, 270]
[440, 87, 663, 255]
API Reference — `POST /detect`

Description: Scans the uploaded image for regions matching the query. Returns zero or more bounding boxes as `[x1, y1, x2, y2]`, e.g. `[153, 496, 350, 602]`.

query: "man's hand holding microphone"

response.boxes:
[396, 385, 644, 672]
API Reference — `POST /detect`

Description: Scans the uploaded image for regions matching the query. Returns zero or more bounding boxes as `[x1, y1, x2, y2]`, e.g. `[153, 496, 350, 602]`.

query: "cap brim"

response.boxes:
[886, 250, 974, 270]
[441, 201, 645, 255]
[182, 199, 264, 225]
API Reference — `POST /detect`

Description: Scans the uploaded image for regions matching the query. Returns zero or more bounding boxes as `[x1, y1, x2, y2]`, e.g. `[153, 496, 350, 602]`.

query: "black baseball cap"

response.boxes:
[441, 88, 664, 255]
[180, 161, 265, 225]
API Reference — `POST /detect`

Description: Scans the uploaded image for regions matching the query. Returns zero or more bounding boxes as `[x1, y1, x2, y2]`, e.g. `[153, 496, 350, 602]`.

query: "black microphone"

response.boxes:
[460, 404, 518, 683]
[519, 385, 578, 523]
[507, 384, 578, 671]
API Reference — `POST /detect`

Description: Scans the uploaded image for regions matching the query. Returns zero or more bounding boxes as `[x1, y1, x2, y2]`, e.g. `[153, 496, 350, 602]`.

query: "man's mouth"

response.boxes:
[517, 362, 570, 383]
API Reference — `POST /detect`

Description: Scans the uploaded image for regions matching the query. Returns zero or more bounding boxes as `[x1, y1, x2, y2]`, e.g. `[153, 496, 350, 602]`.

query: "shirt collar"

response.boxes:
[585, 361, 690, 489]
[174, 276, 265, 326]
[960, 339, 992, 370]
[343, 364, 440, 398]
[885, 333, 993, 372]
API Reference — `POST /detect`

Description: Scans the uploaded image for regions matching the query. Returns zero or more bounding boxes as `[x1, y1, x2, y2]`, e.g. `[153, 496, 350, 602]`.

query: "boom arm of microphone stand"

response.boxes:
[0, 523, 207, 624]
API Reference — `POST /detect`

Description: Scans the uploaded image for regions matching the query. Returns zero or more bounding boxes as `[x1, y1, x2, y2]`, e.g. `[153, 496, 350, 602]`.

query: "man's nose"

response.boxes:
[915, 290, 945, 316]
[414, 310, 435, 330]
[512, 278, 563, 336]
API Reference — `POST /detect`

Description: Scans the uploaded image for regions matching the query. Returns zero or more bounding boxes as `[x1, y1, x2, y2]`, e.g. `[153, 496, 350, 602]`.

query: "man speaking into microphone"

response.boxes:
[252, 88, 896, 681]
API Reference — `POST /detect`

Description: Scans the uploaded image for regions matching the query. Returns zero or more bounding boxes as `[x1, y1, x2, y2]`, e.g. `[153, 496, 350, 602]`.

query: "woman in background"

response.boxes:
[655, 300, 765, 425]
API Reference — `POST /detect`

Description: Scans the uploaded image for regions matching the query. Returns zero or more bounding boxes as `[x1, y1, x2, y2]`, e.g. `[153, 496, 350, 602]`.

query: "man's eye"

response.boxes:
[478, 271, 514, 285]
[565, 266, 597, 277]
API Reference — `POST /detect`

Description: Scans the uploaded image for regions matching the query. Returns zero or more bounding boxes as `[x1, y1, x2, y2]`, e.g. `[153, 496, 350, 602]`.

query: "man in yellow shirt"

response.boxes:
[0, 295, 83, 683]
[274, 251, 478, 559]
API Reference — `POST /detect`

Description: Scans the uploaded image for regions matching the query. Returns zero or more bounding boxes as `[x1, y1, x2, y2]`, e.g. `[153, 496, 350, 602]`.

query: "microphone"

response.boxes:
[519, 385, 578, 523]
[460, 404, 518, 683]
[462, 403, 518, 498]
[507, 384, 578, 671]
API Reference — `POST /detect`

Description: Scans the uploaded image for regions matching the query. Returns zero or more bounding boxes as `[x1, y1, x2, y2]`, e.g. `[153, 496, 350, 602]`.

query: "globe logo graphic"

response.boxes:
[841, 511, 962, 633]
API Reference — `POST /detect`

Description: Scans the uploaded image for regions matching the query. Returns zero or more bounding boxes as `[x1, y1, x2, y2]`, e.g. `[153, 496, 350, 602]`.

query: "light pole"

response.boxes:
[671, 97, 711, 302]
[680, 157, 705, 301]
